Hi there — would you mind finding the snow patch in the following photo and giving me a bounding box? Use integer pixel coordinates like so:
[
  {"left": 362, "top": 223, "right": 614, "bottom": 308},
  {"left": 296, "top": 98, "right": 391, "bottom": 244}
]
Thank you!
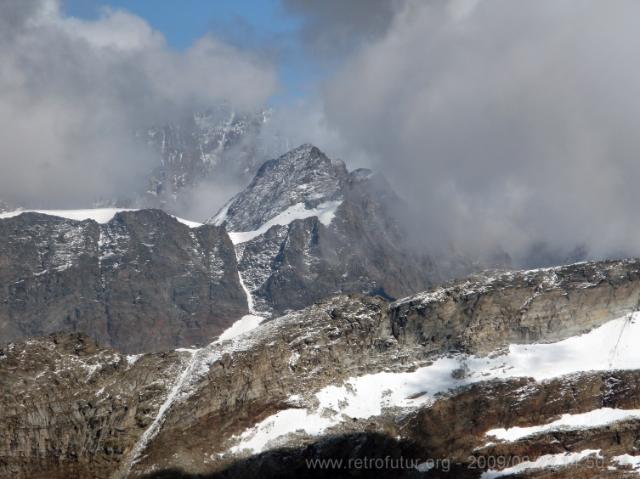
[
  {"left": 486, "top": 408, "right": 640, "bottom": 442},
  {"left": 125, "top": 354, "right": 142, "bottom": 366},
  {"left": 209, "top": 200, "right": 232, "bottom": 226},
  {"left": 218, "top": 315, "right": 264, "bottom": 342},
  {"left": 0, "top": 208, "right": 202, "bottom": 228},
  {"left": 612, "top": 454, "right": 640, "bottom": 471},
  {"left": 227, "top": 200, "right": 342, "bottom": 245},
  {"left": 230, "top": 409, "right": 336, "bottom": 454}
]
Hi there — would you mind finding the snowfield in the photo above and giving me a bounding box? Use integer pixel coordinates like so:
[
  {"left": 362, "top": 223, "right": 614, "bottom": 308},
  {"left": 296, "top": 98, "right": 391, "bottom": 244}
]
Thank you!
[
  {"left": 231, "top": 313, "right": 640, "bottom": 454},
  {"left": 227, "top": 200, "right": 342, "bottom": 244}
]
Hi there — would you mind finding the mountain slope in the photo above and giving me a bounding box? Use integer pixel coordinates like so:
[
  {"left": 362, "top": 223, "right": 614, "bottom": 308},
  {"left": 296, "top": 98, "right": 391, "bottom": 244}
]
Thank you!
[
  {"left": 3, "top": 259, "right": 640, "bottom": 478},
  {"left": 210, "top": 144, "right": 445, "bottom": 316},
  {"left": 0, "top": 209, "right": 247, "bottom": 353}
]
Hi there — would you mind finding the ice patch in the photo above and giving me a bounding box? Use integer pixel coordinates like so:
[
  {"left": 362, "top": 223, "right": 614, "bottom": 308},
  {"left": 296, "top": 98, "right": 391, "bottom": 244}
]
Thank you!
[
  {"left": 228, "top": 200, "right": 342, "bottom": 245},
  {"left": 486, "top": 408, "right": 640, "bottom": 442}
]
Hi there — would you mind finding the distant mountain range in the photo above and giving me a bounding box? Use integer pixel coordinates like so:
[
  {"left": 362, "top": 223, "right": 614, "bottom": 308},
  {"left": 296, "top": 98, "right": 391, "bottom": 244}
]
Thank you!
[
  {"left": 137, "top": 106, "right": 285, "bottom": 217},
  {"left": 0, "top": 145, "right": 463, "bottom": 353}
]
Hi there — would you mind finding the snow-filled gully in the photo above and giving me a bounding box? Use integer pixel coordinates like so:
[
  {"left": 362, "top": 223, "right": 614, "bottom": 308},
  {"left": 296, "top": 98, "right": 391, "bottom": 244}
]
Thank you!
[{"left": 119, "top": 235, "right": 265, "bottom": 477}]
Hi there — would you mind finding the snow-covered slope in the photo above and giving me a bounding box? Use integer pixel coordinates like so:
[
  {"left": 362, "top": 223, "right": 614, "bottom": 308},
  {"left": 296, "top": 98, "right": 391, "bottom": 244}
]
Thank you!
[
  {"left": 226, "top": 200, "right": 341, "bottom": 245},
  {"left": 231, "top": 313, "right": 640, "bottom": 454}
]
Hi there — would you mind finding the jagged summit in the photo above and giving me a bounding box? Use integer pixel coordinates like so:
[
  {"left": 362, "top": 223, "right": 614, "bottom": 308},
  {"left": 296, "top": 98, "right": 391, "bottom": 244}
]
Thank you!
[
  {"left": 206, "top": 144, "right": 442, "bottom": 316},
  {"left": 209, "top": 144, "right": 347, "bottom": 231}
]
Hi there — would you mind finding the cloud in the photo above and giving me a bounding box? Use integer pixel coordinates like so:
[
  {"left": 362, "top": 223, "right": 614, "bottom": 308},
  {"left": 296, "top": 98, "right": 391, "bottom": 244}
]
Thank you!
[
  {"left": 0, "top": 0, "right": 277, "bottom": 208},
  {"left": 282, "top": 0, "right": 404, "bottom": 57},
  {"left": 318, "top": 0, "right": 640, "bottom": 264}
]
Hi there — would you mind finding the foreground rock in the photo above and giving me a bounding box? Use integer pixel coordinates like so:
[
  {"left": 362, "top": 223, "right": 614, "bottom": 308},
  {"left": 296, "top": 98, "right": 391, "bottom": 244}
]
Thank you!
[{"left": 3, "top": 259, "right": 640, "bottom": 478}]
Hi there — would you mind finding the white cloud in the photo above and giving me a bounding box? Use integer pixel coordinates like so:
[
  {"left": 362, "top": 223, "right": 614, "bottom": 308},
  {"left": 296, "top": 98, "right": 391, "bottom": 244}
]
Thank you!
[
  {"left": 318, "top": 0, "right": 640, "bottom": 263},
  {"left": 0, "top": 0, "right": 277, "bottom": 208}
]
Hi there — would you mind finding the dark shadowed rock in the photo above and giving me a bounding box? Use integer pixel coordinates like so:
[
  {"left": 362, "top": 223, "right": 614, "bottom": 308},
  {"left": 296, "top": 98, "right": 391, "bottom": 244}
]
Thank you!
[{"left": 0, "top": 209, "right": 247, "bottom": 353}]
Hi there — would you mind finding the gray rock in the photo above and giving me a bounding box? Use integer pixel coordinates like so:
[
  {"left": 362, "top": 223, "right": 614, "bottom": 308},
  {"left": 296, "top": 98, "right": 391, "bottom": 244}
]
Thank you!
[
  {"left": 212, "top": 144, "right": 450, "bottom": 316},
  {"left": 2, "top": 259, "right": 640, "bottom": 478},
  {"left": 0, "top": 209, "right": 247, "bottom": 353}
]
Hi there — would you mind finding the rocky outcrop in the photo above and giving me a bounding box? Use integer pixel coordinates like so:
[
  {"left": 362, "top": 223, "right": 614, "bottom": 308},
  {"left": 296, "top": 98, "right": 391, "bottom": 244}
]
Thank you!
[
  {"left": 0, "top": 333, "right": 190, "bottom": 479},
  {"left": 391, "top": 258, "right": 640, "bottom": 354},
  {"left": 0, "top": 209, "right": 247, "bottom": 353}
]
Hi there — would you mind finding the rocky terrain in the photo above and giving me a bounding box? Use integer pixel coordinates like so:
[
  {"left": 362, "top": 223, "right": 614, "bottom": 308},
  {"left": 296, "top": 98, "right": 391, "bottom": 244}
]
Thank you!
[
  {"left": 0, "top": 144, "right": 470, "bottom": 353},
  {"left": 210, "top": 144, "right": 459, "bottom": 316},
  {"left": 0, "top": 209, "right": 247, "bottom": 353},
  {"left": 3, "top": 259, "right": 640, "bottom": 478}
]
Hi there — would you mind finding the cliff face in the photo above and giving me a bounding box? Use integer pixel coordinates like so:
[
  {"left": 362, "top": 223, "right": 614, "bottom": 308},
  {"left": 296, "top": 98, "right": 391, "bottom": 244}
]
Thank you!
[
  {"left": 3, "top": 259, "right": 640, "bottom": 478},
  {"left": 0, "top": 209, "right": 247, "bottom": 353},
  {"left": 391, "top": 259, "right": 640, "bottom": 354},
  {"left": 0, "top": 333, "right": 189, "bottom": 479}
]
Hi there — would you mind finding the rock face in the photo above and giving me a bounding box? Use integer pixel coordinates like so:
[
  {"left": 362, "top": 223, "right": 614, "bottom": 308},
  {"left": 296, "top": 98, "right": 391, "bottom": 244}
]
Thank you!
[
  {"left": 141, "top": 107, "right": 271, "bottom": 215},
  {"left": 391, "top": 259, "right": 640, "bottom": 354},
  {"left": 0, "top": 333, "right": 189, "bottom": 479},
  {"left": 0, "top": 209, "right": 247, "bottom": 353},
  {"left": 4, "top": 259, "right": 640, "bottom": 478},
  {"left": 210, "top": 144, "right": 445, "bottom": 316}
]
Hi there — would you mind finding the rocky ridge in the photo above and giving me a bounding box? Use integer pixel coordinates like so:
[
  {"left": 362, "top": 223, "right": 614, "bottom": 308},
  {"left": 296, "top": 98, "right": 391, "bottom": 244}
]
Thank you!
[
  {"left": 0, "top": 209, "right": 247, "bottom": 353},
  {"left": 0, "top": 144, "right": 454, "bottom": 353},
  {"left": 3, "top": 259, "right": 640, "bottom": 477}
]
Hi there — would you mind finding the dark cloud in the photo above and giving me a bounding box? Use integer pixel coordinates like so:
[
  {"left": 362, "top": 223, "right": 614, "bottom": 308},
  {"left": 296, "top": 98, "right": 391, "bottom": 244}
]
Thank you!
[
  {"left": 282, "top": 0, "right": 404, "bottom": 56},
  {"left": 0, "top": 0, "right": 277, "bottom": 208},
  {"left": 316, "top": 0, "right": 640, "bottom": 264}
]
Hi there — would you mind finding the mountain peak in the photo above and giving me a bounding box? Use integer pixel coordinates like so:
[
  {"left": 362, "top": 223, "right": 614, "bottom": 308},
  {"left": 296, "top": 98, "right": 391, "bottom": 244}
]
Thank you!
[{"left": 209, "top": 144, "right": 348, "bottom": 231}]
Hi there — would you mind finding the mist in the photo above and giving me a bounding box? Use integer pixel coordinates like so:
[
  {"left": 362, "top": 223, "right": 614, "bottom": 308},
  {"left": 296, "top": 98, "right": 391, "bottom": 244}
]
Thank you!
[
  {"left": 0, "top": 0, "right": 276, "bottom": 208},
  {"left": 305, "top": 0, "right": 640, "bottom": 265},
  {"left": 5, "top": 0, "right": 640, "bottom": 267}
]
